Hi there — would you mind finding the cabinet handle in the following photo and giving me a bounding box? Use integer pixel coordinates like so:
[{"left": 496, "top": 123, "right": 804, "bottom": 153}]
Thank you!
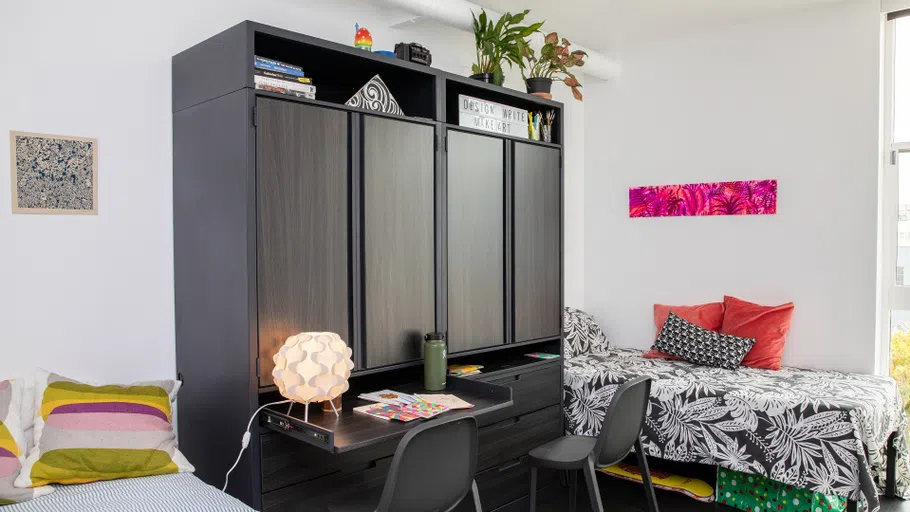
[
  {"left": 513, "top": 374, "right": 522, "bottom": 381},
  {"left": 497, "top": 460, "right": 523, "bottom": 472}
]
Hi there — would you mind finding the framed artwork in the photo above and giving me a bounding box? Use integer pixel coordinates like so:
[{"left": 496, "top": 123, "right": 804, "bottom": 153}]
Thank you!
[
  {"left": 10, "top": 131, "right": 99, "bottom": 215},
  {"left": 629, "top": 179, "right": 777, "bottom": 218}
]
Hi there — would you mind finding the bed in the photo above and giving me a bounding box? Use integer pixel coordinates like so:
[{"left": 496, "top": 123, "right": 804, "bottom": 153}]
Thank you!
[
  {"left": 0, "top": 473, "right": 254, "bottom": 511},
  {"left": 564, "top": 346, "right": 910, "bottom": 512}
]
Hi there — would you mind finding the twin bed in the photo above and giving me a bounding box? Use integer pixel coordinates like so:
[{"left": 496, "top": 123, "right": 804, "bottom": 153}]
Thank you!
[{"left": 564, "top": 335, "right": 910, "bottom": 511}]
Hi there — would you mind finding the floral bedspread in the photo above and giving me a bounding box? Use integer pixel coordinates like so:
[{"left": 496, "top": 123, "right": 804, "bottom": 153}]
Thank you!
[{"left": 564, "top": 348, "right": 910, "bottom": 511}]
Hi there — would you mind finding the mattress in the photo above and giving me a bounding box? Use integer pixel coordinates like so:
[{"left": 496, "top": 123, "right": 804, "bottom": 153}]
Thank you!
[
  {"left": 564, "top": 347, "right": 910, "bottom": 512},
  {"left": 1, "top": 473, "right": 254, "bottom": 511}
]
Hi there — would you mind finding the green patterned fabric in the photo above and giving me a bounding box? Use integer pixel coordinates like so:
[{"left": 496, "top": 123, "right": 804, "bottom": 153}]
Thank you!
[{"left": 716, "top": 468, "right": 847, "bottom": 512}]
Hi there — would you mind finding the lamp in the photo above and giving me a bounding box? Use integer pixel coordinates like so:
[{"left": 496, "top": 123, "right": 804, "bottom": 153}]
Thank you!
[{"left": 272, "top": 332, "right": 354, "bottom": 423}]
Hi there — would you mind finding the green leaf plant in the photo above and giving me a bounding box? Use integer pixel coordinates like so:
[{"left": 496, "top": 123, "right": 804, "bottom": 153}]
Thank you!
[
  {"left": 471, "top": 9, "right": 544, "bottom": 86},
  {"left": 522, "top": 31, "right": 587, "bottom": 101}
]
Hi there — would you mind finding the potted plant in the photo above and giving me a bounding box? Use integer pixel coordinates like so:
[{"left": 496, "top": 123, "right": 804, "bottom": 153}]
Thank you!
[
  {"left": 470, "top": 9, "right": 543, "bottom": 86},
  {"left": 522, "top": 31, "right": 587, "bottom": 101}
]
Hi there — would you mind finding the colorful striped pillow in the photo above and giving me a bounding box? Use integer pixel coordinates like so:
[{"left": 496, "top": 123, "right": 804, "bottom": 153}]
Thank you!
[
  {"left": 14, "top": 371, "right": 194, "bottom": 488},
  {"left": 0, "top": 379, "right": 53, "bottom": 505}
]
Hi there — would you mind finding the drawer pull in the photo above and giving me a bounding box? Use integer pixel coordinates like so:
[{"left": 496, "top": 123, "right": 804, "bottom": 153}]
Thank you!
[
  {"left": 497, "top": 460, "right": 523, "bottom": 472},
  {"left": 513, "top": 374, "right": 522, "bottom": 381}
]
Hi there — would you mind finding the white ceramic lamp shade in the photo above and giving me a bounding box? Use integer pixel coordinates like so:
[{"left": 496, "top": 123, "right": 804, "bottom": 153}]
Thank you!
[{"left": 272, "top": 332, "right": 354, "bottom": 406}]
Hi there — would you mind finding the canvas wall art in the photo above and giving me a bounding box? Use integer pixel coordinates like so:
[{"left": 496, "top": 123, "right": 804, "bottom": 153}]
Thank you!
[
  {"left": 10, "top": 131, "right": 98, "bottom": 214},
  {"left": 629, "top": 179, "right": 777, "bottom": 218}
]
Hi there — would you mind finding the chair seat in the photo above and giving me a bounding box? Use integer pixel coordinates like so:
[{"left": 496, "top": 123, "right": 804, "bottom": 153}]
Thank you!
[{"left": 527, "top": 435, "right": 597, "bottom": 470}]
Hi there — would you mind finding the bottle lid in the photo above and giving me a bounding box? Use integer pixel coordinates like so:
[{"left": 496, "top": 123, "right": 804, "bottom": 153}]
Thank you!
[{"left": 425, "top": 332, "right": 445, "bottom": 341}]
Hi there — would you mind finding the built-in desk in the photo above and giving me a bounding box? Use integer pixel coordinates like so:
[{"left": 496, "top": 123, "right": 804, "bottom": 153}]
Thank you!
[{"left": 259, "top": 376, "right": 513, "bottom": 453}]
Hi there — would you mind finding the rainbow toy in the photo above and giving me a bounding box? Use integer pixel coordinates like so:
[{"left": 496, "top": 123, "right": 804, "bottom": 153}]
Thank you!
[{"left": 354, "top": 24, "right": 372, "bottom": 51}]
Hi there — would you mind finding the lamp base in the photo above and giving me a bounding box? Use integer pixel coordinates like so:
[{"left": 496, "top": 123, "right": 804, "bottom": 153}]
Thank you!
[{"left": 322, "top": 396, "right": 342, "bottom": 413}]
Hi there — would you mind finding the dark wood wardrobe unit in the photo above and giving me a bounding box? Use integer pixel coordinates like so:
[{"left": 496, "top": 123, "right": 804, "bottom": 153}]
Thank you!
[{"left": 173, "top": 21, "right": 565, "bottom": 511}]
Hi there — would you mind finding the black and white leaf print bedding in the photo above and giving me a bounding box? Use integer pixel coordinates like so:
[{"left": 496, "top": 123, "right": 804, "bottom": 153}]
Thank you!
[{"left": 564, "top": 348, "right": 910, "bottom": 511}]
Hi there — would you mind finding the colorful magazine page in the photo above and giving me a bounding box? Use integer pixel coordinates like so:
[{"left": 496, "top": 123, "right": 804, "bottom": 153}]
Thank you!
[
  {"left": 397, "top": 402, "right": 448, "bottom": 419},
  {"left": 525, "top": 352, "right": 560, "bottom": 360},
  {"left": 415, "top": 394, "right": 474, "bottom": 410},
  {"left": 354, "top": 403, "right": 420, "bottom": 422}
]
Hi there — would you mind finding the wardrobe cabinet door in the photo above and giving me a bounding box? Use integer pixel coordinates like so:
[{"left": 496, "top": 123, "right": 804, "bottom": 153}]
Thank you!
[
  {"left": 446, "top": 130, "right": 505, "bottom": 353},
  {"left": 513, "top": 143, "right": 561, "bottom": 343},
  {"left": 256, "top": 99, "right": 350, "bottom": 386},
  {"left": 362, "top": 116, "right": 436, "bottom": 368}
]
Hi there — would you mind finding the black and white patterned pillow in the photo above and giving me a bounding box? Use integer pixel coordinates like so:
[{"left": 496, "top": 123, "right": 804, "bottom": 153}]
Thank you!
[
  {"left": 563, "top": 307, "right": 610, "bottom": 359},
  {"left": 653, "top": 313, "right": 755, "bottom": 370}
]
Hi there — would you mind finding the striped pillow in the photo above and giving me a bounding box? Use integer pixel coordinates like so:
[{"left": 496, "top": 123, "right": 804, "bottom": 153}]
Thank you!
[
  {"left": 0, "top": 379, "right": 53, "bottom": 505},
  {"left": 14, "top": 371, "right": 194, "bottom": 488}
]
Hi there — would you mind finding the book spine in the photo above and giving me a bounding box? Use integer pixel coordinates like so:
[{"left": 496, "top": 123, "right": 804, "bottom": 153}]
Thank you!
[
  {"left": 254, "top": 55, "right": 303, "bottom": 72},
  {"left": 254, "top": 57, "right": 305, "bottom": 77},
  {"left": 254, "top": 75, "right": 317, "bottom": 94},
  {"left": 254, "top": 83, "right": 316, "bottom": 99},
  {"left": 254, "top": 68, "right": 312, "bottom": 84}
]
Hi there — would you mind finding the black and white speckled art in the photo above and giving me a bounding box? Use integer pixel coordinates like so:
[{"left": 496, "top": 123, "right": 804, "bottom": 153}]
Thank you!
[{"left": 13, "top": 132, "right": 96, "bottom": 213}]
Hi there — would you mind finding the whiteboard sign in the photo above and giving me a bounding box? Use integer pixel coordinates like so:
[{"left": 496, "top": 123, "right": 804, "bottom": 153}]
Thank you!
[{"left": 458, "top": 95, "right": 528, "bottom": 139}]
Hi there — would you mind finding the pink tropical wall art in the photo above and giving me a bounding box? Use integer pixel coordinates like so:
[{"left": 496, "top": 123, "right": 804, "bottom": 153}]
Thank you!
[{"left": 629, "top": 179, "right": 777, "bottom": 218}]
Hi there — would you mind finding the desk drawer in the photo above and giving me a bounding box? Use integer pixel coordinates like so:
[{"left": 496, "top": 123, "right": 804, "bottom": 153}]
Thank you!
[
  {"left": 262, "top": 456, "right": 391, "bottom": 512},
  {"left": 475, "top": 364, "right": 561, "bottom": 426},
  {"left": 454, "top": 457, "right": 558, "bottom": 512},
  {"left": 260, "top": 432, "right": 396, "bottom": 493},
  {"left": 478, "top": 405, "right": 562, "bottom": 471}
]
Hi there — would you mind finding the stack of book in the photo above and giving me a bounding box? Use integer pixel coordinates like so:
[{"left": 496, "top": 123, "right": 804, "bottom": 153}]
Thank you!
[
  {"left": 448, "top": 364, "right": 483, "bottom": 377},
  {"left": 253, "top": 56, "right": 316, "bottom": 99}
]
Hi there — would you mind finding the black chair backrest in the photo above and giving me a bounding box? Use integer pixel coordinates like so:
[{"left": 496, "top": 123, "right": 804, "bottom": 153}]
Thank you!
[
  {"left": 592, "top": 376, "right": 652, "bottom": 468},
  {"left": 376, "top": 415, "right": 479, "bottom": 512}
]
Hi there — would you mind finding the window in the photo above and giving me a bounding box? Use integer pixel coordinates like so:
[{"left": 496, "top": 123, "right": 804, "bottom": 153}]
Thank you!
[{"left": 881, "top": 10, "right": 910, "bottom": 419}]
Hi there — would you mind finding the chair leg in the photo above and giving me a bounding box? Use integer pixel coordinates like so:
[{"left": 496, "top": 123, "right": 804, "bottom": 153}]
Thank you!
[
  {"left": 471, "top": 480, "right": 482, "bottom": 512},
  {"left": 528, "top": 466, "right": 537, "bottom": 512},
  {"left": 635, "top": 438, "right": 659, "bottom": 512},
  {"left": 569, "top": 469, "right": 578, "bottom": 512},
  {"left": 583, "top": 457, "right": 605, "bottom": 512}
]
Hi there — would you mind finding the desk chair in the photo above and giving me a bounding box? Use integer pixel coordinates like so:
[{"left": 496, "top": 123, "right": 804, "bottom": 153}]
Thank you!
[
  {"left": 526, "top": 376, "right": 657, "bottom": 512},
  {"left": 328, "top": 415, "right": 482, "bottom": 512}
]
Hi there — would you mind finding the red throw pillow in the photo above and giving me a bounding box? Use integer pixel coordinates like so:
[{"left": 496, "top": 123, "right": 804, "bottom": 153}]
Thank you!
[
  {"left": 720, "top": 295, "right": 794, "bottom": 370},
  {"left": 643, "top": 302, "right": 725, "bottom": 360}
]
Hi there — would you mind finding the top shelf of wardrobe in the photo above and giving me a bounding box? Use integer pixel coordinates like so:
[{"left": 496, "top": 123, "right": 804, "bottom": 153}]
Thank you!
[{"left": 172, "top": 20, "right": 564, "bottom": 145}]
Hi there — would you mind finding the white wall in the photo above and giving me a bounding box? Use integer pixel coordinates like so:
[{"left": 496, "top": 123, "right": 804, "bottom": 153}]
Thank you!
[
  {"left": 584, "top": 0, "right": 882, "bottom": 373},
  {"left": 0, "top": 0, "right": 585, "bottom": 382}
]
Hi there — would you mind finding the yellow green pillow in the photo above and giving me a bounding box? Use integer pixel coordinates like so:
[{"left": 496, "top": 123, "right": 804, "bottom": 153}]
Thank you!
[{"left": 14, "top": 371, "right": 194, "bottom": 488}]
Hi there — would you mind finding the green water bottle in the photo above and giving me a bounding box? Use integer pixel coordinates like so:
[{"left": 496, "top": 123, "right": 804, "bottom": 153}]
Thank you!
[{"left": 424, "top": 332, "right": 447, "bottom": 391}]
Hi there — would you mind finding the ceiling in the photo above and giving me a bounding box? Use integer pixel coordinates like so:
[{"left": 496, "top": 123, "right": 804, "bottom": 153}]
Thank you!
[{"left": 477, "top": 0, "right": 853, "bottom": 53}]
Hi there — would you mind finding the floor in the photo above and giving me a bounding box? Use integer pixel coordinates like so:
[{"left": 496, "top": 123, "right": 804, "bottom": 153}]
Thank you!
[{"left": 532, "top": 459, "right": 910, "bottom": 512}]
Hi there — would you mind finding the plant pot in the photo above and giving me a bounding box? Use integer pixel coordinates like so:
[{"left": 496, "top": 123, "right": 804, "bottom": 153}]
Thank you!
[
  {"left": 526, "top": 77, "right": 553, "bottom": 94},
  {"left": 470, "top": 73, "right": 494, "bottom": 84}
]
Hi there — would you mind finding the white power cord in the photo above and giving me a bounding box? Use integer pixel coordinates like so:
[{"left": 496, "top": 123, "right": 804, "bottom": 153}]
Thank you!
[{"left": 223, "top": 400, "right": 292, "bottom": 492}]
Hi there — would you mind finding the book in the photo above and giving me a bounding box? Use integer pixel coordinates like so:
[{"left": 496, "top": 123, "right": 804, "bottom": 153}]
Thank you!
[
  {"left": 354, "top": 403, "right": 420, "bottom": 422},
  {"left": 396, "top": 402, "right": 448, "bottom": 419},
  {"left": 525, "top": 352, "right": 560, "bottom": 360},
  {"left": 415, "top": 394, "right": 474, "bottom": 410},
  {"left": 448, "top": 364, "right": 483, "bottom": 376},
  {"left": 254, "top": 83, "right": 316, "bottom": 99},
  {"left": 358, "top": 390, "right": 420, "bottom": 407},
  {"left": 254, "top": 75, "right": 316, "bottom": 94},
  {"left": 254, "top": 56, "right": 305, "bottom": 77},
  {"left": 254, "top": 68, "right": 313, "bottom": 84}
]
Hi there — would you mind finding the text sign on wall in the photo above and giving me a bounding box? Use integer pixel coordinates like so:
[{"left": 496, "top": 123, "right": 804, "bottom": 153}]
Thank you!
[{"left": 458, "top": 94, "right": 528, "bottom": 139}]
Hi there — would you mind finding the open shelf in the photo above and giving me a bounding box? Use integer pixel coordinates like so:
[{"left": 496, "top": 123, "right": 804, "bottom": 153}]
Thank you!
[
  {"left": 253, "top": 27, "right": 437, "bottom": 119},
  {"left": 442, "top": 74, "right": 562, "bottom": 145}
]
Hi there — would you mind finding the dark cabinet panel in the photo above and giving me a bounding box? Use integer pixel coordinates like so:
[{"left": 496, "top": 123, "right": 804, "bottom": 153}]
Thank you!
[
  {"left": 513, "top": 143, "right": 561, "bottom": 343},
  {"left": 363, "top": 116, "right": 436, "bottom": 367},
  {"left": 446, "top": 130, "right": 505, "bottom": 353},
  {"left": 256, "top": 98, "right": 350, "bottom": 386}
]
